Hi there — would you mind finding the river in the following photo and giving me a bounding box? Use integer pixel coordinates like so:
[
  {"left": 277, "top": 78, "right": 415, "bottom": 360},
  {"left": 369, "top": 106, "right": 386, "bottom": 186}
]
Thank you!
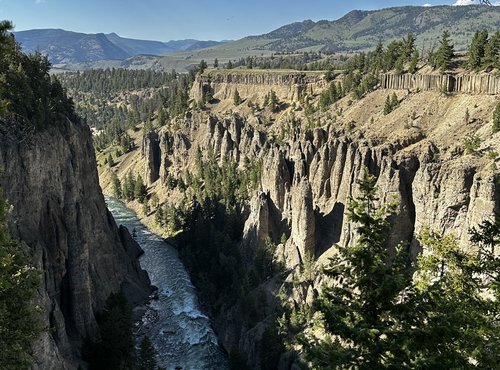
[{"left": 105, "top": 197, "right": 229, "bottom": 370}]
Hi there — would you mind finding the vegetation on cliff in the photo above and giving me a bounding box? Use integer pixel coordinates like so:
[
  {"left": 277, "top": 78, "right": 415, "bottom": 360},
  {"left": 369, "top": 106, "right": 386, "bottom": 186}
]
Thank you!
[
  {"left": 282, "top": 172, "right": 499, "bottom": 369},
  {"left": 0, "top": 193, "right": 40, "bottom": 370},
  {"left": 0, "top": 21, "right": 77, "bottom": 128}
]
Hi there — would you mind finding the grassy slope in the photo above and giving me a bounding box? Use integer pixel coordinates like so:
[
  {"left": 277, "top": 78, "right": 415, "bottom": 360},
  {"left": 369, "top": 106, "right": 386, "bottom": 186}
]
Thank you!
[{"left": 152, "top": 5, "right": 500, "bottom": 72}]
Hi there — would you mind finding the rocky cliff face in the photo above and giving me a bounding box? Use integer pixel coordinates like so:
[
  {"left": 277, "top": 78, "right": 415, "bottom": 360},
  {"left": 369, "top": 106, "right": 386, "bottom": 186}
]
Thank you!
[
  {"left": 192, "top": 70, "right": 326, "bottom": 103},
  {"left": 381, "top": 72, "right": 500, "bottom": 95},
  {"left": 136, "top": 72, "right": 500, "bottom": 369},
  {"left": 0, "top": 118, "right": 151, "bottom": 369}
]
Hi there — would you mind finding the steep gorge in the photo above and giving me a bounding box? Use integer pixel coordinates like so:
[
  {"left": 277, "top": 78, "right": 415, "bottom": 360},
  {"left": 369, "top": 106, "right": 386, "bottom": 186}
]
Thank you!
[
  {"left": 0, "top": 117, "right": 152, "bottom": 369},
  {"left": 102, "top": 70, "right": 500, "bottom": 369}
]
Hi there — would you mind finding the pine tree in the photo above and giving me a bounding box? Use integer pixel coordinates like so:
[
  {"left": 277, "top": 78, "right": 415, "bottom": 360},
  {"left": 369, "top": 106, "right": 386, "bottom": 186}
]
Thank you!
[
  {"left": 263, "top": 93, "right": 269, "bottom": 107},
  {"left": 233, "top": 89, "right": 242, "bottom": 106},
  {"left": 107, "top": 153, "right": 114, "bottom": 168},
  {"left": 383, "top": 94, "right": 392, "bottom": 115},
  {"left": 299, "top": 172, "right": 500, "bottom": 369},
  {"left": 198, "top": 59, "right": 207, "bottom": 73},
  {"left": 468, "top": 29, "right": 488, "bottom": 70},
  {"left": 87, "top": 293, "right": 135, "bottom": 369},
  {"left": 402, "top": 33, "right": 416, "bottom": 61},
  {"left": 391, "top": 92, "right": 399, "bottom": 109},
  {"left": 394, "top": 56, "right": 404, "bottom": 74},
  {"left": 134, "top": 174, "right": 147, "bottom": 203},
  {"left": 111, "top": 172, "right": 122, "bottom": 198},
  {"left": 435, "top": 30, "right": 454, "bottom": 73},
  {"left": 484, "top": 30, "right": 500, "bottom": 68},
  {"left": 301, "top": 170, "right": 411, "bottom": 369},
  {"left": 409, "top": 49, "right": 420, "bottom": 73},
  {"left": 155, "top": 206, "right": 164, "bottom": 226},
  {"left": 493, "top": 102, "right": 500, "bottom": 133}
]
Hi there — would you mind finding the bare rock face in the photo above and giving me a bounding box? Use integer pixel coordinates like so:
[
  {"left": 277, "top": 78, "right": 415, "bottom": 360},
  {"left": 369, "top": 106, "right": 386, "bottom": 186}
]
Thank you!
[
  {"left": 242, "top": 192, "right": 270, "bottom": 262},
  {"left": 0, "top": 119, "right": 151, "bottom": 369},
  {"left": 141, "top": 130, "right": 160, "bottom": 185},
  {"left": 191, "top": 70, "right": 326, "bottom": 103},
  {"left": 291, "top": 177, "right": 316, "bottom": 260},
  {"left": 381, "top": 72, "right": 500, "bottom": 94}
]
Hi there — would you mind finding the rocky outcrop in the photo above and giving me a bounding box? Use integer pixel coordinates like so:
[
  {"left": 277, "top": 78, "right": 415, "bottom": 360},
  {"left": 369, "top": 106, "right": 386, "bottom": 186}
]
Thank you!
[
  {"left": 192, "top": 70, "right": 326, "bottom": 103},
  {"left": 0, "top": 118, "right": 151, "bottom": 369},
  {"left": 381, "top": 72, "right": 500, "bottom": 95},
  {"left": 140, "top": 74, "right": 500, "bottom": 370},
  {"left": 290, "top": 177, "right": 316, "bottom": 259},
  {"left": 146, "top": 111, "right": 499, "bottom": 268},
  {"left": 142, "top": 130, "right": 161, "bottom": 185}
]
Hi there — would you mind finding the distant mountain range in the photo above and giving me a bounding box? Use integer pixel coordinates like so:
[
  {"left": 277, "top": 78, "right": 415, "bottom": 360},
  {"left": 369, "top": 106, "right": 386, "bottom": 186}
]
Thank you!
[
  {"left": 16, "top": 5, "right": 500, "bottom": 71},
  {"left": 13, "top": 29, "right": 230, "bottom": 65},
  {"left": 151, "top": 5, "right": 500, "bottom": 72}
]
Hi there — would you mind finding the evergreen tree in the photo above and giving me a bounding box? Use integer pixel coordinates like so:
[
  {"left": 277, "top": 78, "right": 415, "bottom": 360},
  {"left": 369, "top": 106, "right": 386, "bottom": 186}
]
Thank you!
[
  {"left": 233, "top": 89, "right": 242, "bottom": 106},
  {"left": 391, "top": 92, "right": 399, "bottom": 109},
  {"left": 402, "top": 33, "right": 416, "bottom": 61},
  {"left": 138, "top": 336, "right": 157, "bottom": 370},
  {"left": 150, "top": 193, "right": 159, "bottom": 211},
  {"left": 107, "top": 153, "right": 114, "bottom": 168},
  {"left": 484, "top": 30, "right": 500, "bottom": 68},
  {"left": 301, "top": 170, "right": 411, "bottom": 369},
  {"left": 435, "top": 30, "right": 454, "bottom": 73},
  {"left": 213, "top": 58, "right": 219, "bottom": 68},
  {"left": 263, "top": 93, "right": 270, "bottom": 107},
  {"left": 468, "top": 29, "right": 488, "bottom": 70},
  {"left": 198, "top": 59, "right": 208, "bottom": 73},
  {"left": 299, "top": 172, "right": 499, "bottom": 369},
  {"left": 411, "top": 229, "right": 499, "bottom": 368},
  {"left": 122, "top": 172, "right": 136, "bottom": 201},
  {"left": 394, "top": 56, "right": 404, "bottom": 74},
  {"left": 383, "top": 94, "right": 392, "bottom": 115},
  {"left": 111, "top": 172, "right": 122, "bottom": 198},
  {"left": 493, "top": 102, "right": 500, "bottom": 133},
  {"left": 409, "top": 49, "right": 420, "bottom": 74},
  {"left": 155, "top": 206, "right": 164, "bottom": 226},
  {"left": 134, "top": 174, "right": 147, "bottom": 203}
]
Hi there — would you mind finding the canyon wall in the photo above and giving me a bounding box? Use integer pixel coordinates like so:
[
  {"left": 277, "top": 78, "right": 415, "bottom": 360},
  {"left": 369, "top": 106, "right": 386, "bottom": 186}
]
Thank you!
[
  {"left": 0, "top": 117, "right": 151, "bottom": 369},
  {"left": 191, "top": 70, "right": 327, "bottom": 103},
  {"left": 140, "top": 71, "right": 500, "bottom": 369},
  {"left": 381, "top": 72, "right": 500, "bottom": 94}
]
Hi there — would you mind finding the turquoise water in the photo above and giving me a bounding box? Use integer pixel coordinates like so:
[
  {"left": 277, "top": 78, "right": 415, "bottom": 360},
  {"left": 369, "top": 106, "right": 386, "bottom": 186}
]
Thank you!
[{"left": 106, "top": 197, "right": 229, "bottom": 370}]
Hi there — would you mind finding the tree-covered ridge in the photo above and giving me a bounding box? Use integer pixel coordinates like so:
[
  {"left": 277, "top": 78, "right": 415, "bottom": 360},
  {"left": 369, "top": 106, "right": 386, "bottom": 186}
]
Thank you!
[
  {"left": 58, "top": 68, "right": 195, "bottom": 151},
  {"left": 58, "top": 69, "right": 186, "bottom": 95},
  {"left": 0, "top": 21, "right": 77, "bottom": 129}
]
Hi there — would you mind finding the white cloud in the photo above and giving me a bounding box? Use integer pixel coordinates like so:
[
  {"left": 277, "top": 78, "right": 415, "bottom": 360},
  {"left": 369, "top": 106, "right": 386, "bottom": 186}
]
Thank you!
[
  {"left": 422, "top": 3, "right": 432, "bottom": 6},
  {"left": 453, "top": 0, "right": 475, "bottom": 5}
]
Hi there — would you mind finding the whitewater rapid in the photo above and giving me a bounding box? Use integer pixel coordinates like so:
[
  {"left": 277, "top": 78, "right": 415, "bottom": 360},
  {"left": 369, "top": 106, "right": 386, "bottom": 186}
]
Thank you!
[{"left": 106, "top": 197, "right": 229, "bottom": 370}]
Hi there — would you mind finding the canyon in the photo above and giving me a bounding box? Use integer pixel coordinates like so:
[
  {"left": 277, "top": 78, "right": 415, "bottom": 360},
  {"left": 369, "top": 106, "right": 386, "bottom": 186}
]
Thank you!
[{"left": 101, "top": 69, "right": 500, "bottom": 368}]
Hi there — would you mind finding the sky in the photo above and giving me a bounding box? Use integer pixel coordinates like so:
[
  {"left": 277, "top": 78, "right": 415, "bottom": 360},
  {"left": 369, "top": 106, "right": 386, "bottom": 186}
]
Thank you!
[{"left": 0, "top": 0, "right": 489, "bottom": 41}]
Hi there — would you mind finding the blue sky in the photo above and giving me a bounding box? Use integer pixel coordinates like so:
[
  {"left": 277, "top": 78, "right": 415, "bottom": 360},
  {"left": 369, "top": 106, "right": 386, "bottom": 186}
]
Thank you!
[{"left": 0, "top": 0, "right": 484, "bottom": 41}]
